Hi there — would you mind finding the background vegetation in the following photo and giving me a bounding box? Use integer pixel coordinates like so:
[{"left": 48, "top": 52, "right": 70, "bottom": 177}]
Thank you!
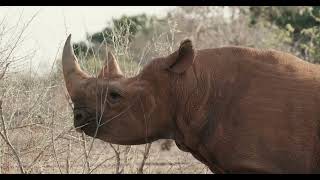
[{"left": 1, "top": 6, "right": 320, "bottom": 174}]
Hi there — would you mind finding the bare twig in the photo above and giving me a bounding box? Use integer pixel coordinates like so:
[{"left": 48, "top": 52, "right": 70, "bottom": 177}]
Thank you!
[
  {"left": 0, "top": 63, "right": 9, "bottom": 80},
  {"left": 109, "top": 143, "right": 121, "bottom": 174},
  {"left": 88, "top": 155, "right": 116, "bottom": 174},
  {"left": 137, "top": 143, "right": 152, "bottom": 174},
  {"left": 0, "top": 101, "right": 25, "bottom": 174},
  {"left": 121, "top": 145, "right": 131, "bottom": 173},
  {"left": 7, "top": 122, "right": 41, "bottom": 131},
  {"left": 26, "top": 126, "right": 74, "bottom": 173},
  {"left": 2, "top": 10, "right": 40, "bottom": 68},
  {"left": 66, "top": 139, "right": 71, "bottom": 174},
  {"left": 50, "top": 112, "right": 63, "bottom": 174},
  {"left": 81, "top": 132, "right": 90, "bottom": 174}
]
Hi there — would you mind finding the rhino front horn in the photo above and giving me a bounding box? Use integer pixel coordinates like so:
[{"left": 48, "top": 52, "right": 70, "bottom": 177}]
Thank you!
[{"left": 62, "top": 34, "right": 89, "bottom": 95}]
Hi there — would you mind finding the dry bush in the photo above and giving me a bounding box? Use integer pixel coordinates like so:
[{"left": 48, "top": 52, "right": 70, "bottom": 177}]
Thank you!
[
  {"left": 0, "top": 8, "right": 210, "bottom": 174},
  {"left": 169, "top": 6, "right": 292, "bottom": 52},
  {"left": 1, "top": 71, "right": 208, "bottom": 174}
]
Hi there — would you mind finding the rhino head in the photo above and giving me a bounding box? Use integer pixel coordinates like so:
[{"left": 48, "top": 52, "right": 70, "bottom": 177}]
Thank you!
[{"left": 62, "top": 34, "right": 195, "bottom": 145}]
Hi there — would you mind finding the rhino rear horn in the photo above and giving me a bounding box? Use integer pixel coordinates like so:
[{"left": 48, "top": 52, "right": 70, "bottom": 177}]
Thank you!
[{"left": 98, "top": 49, "right": 123, "bottom": 79}]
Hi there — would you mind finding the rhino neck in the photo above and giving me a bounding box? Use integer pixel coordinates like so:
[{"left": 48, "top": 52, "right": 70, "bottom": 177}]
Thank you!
[
  {"left": 169, "top": 56, "right": 216, "bottom": 146},
  {"left": 169, "top": 49, "right": 240, "bottom": 149}
]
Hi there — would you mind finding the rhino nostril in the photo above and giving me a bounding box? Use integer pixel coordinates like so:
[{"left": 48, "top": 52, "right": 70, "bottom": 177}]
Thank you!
[
  {"left": 74, "top": 110, "right": 87, "bottom": 123},
  {"left": 73, "top": 109, "right": 94, "bottom": 129},
  {"left": 75, "top": 113, "right": 83, "bottom": 121}
]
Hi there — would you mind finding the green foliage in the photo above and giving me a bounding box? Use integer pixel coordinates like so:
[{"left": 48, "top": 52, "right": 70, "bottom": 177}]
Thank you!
[
  {"left": 89, "top": 14, "right": 149, "bottom": 44},
  {"left": 249, "top": 6, "right": 320, "bottom": 63},
  {"left": 74, "top": 14, "right": 159, "bottom": 49},
  {"left": 72, "top": 41, "right": 94, "bottom": 59}
]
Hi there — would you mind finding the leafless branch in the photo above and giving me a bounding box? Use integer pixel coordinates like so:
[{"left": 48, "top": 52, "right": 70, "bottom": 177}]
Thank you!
[
  {"left": 0, "top": 101, "right": 25, "bottom": 174},
  {"left": 51, "top": 112, "right": 63, "bottom": 174},
  {"left": 66, "top": 139, "right": 71, "bottom": 174},
  {"left": 88, "top": 154, "right": 116, "bottom": 174},
  {"left": 26, "top": 127, "right": 74, "bottom": 173},
  {"left": 81, "top": 132, "right": 90, "bottom": 174},
  {"left": 109, "top": 143, "right": 122, "bottom": 174},
  {"left": 0, "top": 63, "right": 9, "bottom": 80},
  {"left": 137, "top": 143, "right": 152, "bottom": 174}
]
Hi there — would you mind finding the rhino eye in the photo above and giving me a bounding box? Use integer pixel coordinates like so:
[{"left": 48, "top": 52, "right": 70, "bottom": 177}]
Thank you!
[{"left": 108, "top": 90, "right": 122, "bottom": 104}]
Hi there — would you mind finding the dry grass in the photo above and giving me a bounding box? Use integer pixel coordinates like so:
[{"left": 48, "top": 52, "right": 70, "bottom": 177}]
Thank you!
[
  {"left": 0, "top": 74, "right": 209, "bottom": 174},
  {"left": 0, "top": 7, "right": 211, "bottom": 174}
]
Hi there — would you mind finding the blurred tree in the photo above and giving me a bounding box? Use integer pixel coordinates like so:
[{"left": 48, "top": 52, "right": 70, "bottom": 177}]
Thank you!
[
  {"left": 72, "top": 41, "right": 94, "bottom": 59},
  {"left": 71, "top": 13, "right": 168, "bottom": 76},
  {"left": 248, "top": 6, "right": 320, "bottom": 63},
  {"left": 89, "top": 14, "right": 149, "bottom": 44},
  {"left": 73, "top": 14, "right": 158, "bottom": 57}
]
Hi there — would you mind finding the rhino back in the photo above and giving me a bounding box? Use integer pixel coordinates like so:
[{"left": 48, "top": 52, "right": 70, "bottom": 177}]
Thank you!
[{"left": 191, "top": 47, "right": 320, "bottom": 173}]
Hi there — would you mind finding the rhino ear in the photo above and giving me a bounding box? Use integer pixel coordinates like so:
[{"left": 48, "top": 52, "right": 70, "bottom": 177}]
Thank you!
[
  {"left": 98, "top": 51, "right": 123, "bottom": 79},
  {"left": 165, "top": 39, "right": 195, "bottom": 74}
]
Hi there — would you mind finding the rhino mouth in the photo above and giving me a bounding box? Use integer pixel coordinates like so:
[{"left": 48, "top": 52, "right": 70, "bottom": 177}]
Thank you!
[
  {"left": 75, "top": 115, "right": 104, "bottom": 136},
  {"left": 74, "top": 122, "right": 91, "bottom": 132}
]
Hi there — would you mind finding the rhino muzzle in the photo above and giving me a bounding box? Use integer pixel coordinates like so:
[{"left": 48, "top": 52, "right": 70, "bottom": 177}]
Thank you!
[{"left": 73, "top": 109, "right": 92, "bottom": 131}]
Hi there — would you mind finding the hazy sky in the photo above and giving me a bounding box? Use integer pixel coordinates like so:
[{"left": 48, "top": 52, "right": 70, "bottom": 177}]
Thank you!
[{"left": 0, "top": 6, "right": 176, "bottom": 74}]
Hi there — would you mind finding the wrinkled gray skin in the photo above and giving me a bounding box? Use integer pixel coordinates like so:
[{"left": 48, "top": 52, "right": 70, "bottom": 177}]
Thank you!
[{"left": 62, "top": 34, "right": 320, "bottom": 173}]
